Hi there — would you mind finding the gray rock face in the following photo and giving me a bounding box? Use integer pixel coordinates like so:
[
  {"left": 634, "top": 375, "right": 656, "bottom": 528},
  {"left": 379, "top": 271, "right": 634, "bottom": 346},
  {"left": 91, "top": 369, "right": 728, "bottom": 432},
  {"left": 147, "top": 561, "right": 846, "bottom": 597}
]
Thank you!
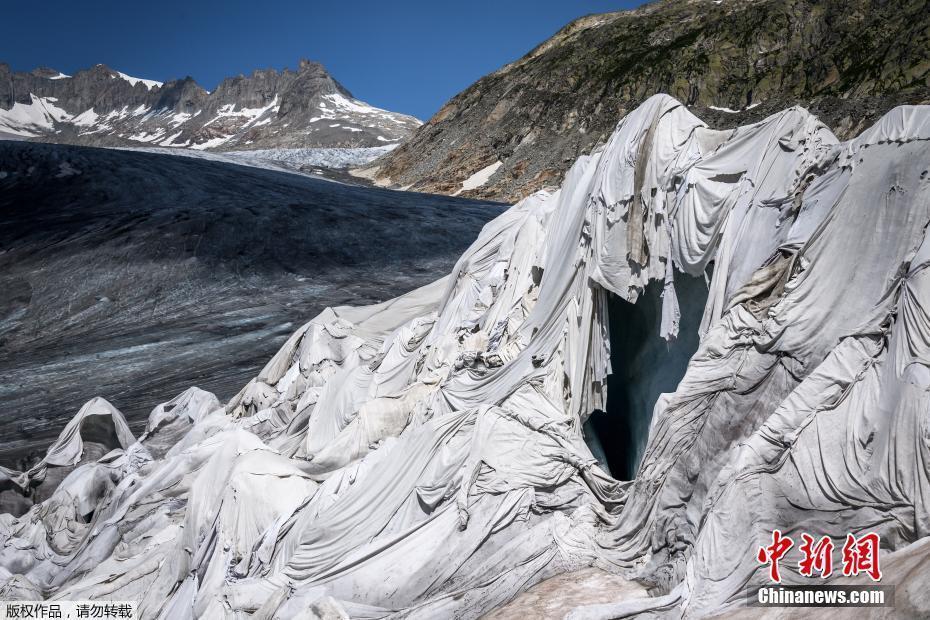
[
  {"left": 0, "top": 60, "right": 420, "bottom": 150},
  {"left": 370, "top": 0, "right": 930, "bottom": 202}
]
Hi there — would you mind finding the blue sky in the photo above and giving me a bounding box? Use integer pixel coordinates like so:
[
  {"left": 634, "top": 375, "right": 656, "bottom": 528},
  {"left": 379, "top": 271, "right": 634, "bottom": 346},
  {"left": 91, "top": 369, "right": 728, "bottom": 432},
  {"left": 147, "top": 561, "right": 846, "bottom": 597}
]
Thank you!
[{"left": 1, "top": 0, "right": 643, "bottom": 120}]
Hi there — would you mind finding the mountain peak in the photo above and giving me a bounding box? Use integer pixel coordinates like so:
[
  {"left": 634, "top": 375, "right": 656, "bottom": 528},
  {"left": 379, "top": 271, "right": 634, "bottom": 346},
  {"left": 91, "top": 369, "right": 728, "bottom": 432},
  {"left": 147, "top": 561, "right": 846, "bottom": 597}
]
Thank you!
[
  {"left": 0, "top": 59, "right": 420, "bottom": 150},
  {"left": 298, "top": 58, "right": 326, "bottom": 73},
  {"left": 30, "top": 67, "right": 63, "bottom": 79}
]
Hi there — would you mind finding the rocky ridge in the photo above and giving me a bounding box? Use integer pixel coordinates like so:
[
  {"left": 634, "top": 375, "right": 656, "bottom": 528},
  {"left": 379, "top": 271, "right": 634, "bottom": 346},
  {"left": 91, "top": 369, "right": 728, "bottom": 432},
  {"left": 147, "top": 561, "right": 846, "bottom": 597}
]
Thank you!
[
  {"left": 367, "top": 0, "right": 930, "bottom": 202},
  {"left": 0, "top": 59, "right": 420, "bottom": 150}
]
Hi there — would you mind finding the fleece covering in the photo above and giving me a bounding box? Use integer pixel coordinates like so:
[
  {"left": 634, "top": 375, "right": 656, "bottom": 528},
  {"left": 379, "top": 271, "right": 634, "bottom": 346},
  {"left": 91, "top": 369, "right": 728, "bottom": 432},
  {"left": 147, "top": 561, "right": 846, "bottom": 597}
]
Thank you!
[{"left": 2, "top": 95, "right": 930, "bottom": 618}]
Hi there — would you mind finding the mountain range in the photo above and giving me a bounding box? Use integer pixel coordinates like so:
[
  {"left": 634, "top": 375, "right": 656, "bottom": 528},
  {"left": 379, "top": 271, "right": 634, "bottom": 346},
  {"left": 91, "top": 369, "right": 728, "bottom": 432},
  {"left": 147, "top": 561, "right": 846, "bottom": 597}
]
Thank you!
[
  {"left": 365, "top": 0, "right": 930, "bottom": 201},
  {"left": 0, "top": 59, "right": 421, "bottom": 151}
]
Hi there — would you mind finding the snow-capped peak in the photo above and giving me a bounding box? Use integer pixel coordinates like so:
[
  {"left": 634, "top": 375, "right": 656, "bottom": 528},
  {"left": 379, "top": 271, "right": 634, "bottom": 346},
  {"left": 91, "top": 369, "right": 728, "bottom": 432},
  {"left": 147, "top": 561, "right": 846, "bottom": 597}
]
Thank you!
[
  {"left": 2, "top": 60, "right": 420, "bottom": 151},
  {"left": 114, "top": 70, "right": 163, "bottom": 90}
]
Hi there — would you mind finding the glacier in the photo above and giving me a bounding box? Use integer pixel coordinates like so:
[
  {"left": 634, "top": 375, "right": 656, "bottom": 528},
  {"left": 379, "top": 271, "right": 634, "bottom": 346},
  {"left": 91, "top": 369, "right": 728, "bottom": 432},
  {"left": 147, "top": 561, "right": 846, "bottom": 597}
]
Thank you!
[{"left": 1, "top": 94, "right": 930, "bottom": 618}]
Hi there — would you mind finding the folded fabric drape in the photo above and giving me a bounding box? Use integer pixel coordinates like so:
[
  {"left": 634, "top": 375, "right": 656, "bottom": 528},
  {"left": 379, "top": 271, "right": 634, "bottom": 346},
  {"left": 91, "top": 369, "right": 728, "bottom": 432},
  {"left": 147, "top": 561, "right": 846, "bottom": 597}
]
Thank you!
[{"left": 3, "top": 95, "right": 929, "bottom": 619}]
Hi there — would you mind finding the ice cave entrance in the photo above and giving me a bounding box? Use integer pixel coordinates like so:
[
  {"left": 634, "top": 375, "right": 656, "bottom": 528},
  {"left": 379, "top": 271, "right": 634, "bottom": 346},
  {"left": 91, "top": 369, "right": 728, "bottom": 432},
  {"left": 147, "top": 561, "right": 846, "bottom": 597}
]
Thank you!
[{"left": 585, "top": 271, "right": 708, "bottom": 480}]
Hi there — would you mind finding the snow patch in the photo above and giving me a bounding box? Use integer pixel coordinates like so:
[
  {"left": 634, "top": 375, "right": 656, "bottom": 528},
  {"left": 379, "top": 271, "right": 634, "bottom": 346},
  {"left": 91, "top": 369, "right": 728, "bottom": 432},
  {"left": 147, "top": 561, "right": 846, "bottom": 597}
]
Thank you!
[
  {"left": 0, "top": 94, "right": 71, "bottom": 136},
  {"left": 168, "top": 112, "right": 193, "bottom": 127},
  {"left": 191, "top": 135, "right": 232, "bottom": 150},
  {"left": 128, "top": 129, "right": 167, "bottom": 143},
  {"left": 161, "top": 131, "right": 184, "bottom": 146},
  {"left": 72, "top": 109, "right": 100, "bottom": 127},
  {"left": 455, "top": 161, "right": 502, "bottom": 195},
  {"left": 102, "top": 106, "right": 132, "bottom": 121},
  {"left": 708, "top": 103, "right": 762, "bottom": 113},
  {"left": 115, "top": 71, "right": 163, "bottom": 90},
  {"left": 311, "top": 93, "right": 421, "bottom": 128},
  {"left": 204, "top": 97, "right": 279, "bottom": 131}
]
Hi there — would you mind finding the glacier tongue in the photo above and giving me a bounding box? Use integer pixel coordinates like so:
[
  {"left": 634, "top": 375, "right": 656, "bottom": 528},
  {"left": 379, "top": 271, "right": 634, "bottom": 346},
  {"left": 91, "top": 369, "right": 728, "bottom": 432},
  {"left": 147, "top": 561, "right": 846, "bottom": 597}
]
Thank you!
[{"left": 3, "top": 94, "right": 930, "bottom": 618}]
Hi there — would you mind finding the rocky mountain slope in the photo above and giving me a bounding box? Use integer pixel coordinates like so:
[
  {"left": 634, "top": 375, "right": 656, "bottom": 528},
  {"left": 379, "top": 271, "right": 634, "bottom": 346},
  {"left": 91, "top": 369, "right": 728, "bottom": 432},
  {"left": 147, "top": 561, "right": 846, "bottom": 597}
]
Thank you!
[
  {"left": 0, "top": 59, "right": 420, "bottom": 150},
  {"left": 367, "top": 0, "right": 930, "bottom": 202}
]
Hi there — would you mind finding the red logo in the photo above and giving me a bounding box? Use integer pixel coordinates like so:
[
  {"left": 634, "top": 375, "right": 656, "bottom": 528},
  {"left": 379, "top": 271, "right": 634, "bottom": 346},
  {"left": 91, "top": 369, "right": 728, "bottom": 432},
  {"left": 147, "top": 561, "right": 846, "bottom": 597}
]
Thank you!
[
  {"left": 757, "top": 531, "right": 882, "bottom": 583},
  {"left": 757, "top": 529, "right": 793, "bottom": 583},
  {"left": 841, "top": 533, "right": 882, "bottom": 581},
  {"left": 798, "top": 534, "right": 834, "bottom": 578}
]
